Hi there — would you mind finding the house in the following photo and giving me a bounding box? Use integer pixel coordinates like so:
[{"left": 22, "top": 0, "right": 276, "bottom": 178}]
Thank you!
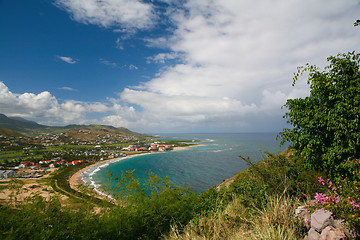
[
  {"left": 72, "top": 160, "right": 83, "bottom": 165},
  {"left": 19, "top": 162, "right": 29, "bottom": 168},
  {"left": 149, "top": 146, "right": 157, "bottom": 151},
  {"left": 39, "top": 160, "right": 51, "bottom": 164},
  {"left": 50, "top": 161, "right": 64, "bottom": 168},
  {"left": 65, "top": 160, "right": 84, "bottom": 166},
  {"left": 30, "top": 164, "right": 41, "bottom": 169}
]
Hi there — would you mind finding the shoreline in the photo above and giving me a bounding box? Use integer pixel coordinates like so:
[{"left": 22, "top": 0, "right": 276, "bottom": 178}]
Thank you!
[{"left": 68, "top": 146, "right": 195, "bottom": 200}]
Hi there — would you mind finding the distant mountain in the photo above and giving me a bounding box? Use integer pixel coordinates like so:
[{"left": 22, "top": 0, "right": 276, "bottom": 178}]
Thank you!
[
  {"left": 0, "top": 113, "right": 146, "bottom": 137},
  {"left": 0, "top": 113, "right": 46, "bottom": 132}
]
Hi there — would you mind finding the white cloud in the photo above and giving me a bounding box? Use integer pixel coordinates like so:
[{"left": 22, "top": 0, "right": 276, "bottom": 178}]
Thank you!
[
  {"left": 146, "top": 52, "right": 182, "bottom": 64},
  {"left": 0, "top": 81, "right": 110, "bottom": 125},
  {"left": 57, "top": 56, "right": 78, "bottom": 64},
  {"left": 115, "top": 38, "right": 124, "bottom": 50},
  {"left": 129, "top": 64, "right": 138, "bottom": 70},
  {"left": 54, "top": 0, "right": 156, "bottom": 30},
  {"left": 99, "top": 58, "right": 117, "bottom": 68},
  {"left": 5, "top": 1, "right": 360, "bottom": 133},
  {"left": 112, "top": 0, "right": 360, "bottom": 132},
  {"left": 114, "top": 28, "right": 137, "bottom": 50},
  {"left": 58, "top": 86, "right": 77, "bottom": 91},
  {"left": 143, "top": 37, "right": 172, "bottom": 49}
]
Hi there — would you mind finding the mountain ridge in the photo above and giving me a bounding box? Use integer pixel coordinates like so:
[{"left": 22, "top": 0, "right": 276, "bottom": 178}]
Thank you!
[{"left": 0, "top": 113, "right": 145, "bottom": 137}]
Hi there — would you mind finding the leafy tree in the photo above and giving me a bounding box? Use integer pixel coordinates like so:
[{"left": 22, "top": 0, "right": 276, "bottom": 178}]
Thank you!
[{"left": 279, "top": 52, "right": 360, "bottom": 179}]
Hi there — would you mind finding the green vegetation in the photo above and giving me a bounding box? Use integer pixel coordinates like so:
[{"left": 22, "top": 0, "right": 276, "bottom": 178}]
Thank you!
[
  {"left": 278, "top": 52, "right": 360, "bottom": 231},
  {"left": 1, "top": 52, "right": 359, "bottom": 239},
  {"left": 49, "top": 163, "right": 114, "bottom": 207},
  {"left": 279, "top": 52, "right": 360, "bottom": 179},
  {"left": 1, "top": 172, "right": 197, "bottom": 240},
  {"left": 166, "top": 196, "right": 304, "bottom": 240},
  {"left": 0, "top": 113, "right": 147, "bottom": 138},
  {"left": 0, "top": 128, "right": 24, "bottom": 137}
]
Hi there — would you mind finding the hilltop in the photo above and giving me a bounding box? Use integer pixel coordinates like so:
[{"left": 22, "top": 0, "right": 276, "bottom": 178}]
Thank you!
[
  {"left": 0, "top": 113, "right": 45, "bottom": 132},
  {"left": 0, "top": 113, "right": 147, "bottom": 138}
]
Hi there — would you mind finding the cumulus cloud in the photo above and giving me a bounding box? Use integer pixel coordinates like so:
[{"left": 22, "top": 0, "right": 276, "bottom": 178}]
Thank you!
[
  {"left": 57, "top": 56, "right": 78, "bottom": 64},
  {"left": 0, "top": 81, "right": 110, "bottom": 125},
  {"left": 54, "top": 0, "right": 156, "bottom": 30},
  {"left": 114, "top": 0, "right": 360, "bottom": 132}
]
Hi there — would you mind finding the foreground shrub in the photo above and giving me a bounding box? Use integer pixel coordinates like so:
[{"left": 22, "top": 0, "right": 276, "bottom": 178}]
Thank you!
[
  {"left": 229, "top": 153, "right": 320, "bottom": 205},
  {"left": 0, "top": 195, "right": 99, "bottom": 240},
  {"left": 1, "top": 171, "right": 198, "bottom": 240},
  {"left": 280, "top": 52, "right": 360, "bottom": 179},
  {"left": 310, "top": 176, "right": 360, "bottom": 229},
  {"left": 101, "top": 170, "right": 198, "bottom": 239}
]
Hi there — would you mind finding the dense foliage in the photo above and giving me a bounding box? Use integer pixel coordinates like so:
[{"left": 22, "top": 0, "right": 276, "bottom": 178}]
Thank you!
[
  {"left": 279, "top": 52, "right": 360, "bottom": 179},
  {"left": 1, "top": 172, "right": 198, "bottom": 240}
]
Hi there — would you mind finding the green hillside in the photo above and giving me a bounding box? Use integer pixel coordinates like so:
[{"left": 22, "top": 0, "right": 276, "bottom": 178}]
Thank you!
[
  {"left": 0, "top": 113, "right": 147, "bottom": 138},
  {"left": 0, "top": 113, "right": 46, "bottom": 132},
  {"left": 0, "top": 128, "right": 24, "bottom": 137}
]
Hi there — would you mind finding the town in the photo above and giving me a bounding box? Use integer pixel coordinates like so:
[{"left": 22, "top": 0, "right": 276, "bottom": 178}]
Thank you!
[{"left": 0, "top": 129, "right": 183, "bottom": 180}]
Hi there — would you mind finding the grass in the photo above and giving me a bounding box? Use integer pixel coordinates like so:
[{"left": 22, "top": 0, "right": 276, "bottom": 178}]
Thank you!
[
  {"left": 165, "top": 195, "right": 305, "bottom": 240},
  {"left": 163, "top": 153, "right": 320, "bottom": 240}
]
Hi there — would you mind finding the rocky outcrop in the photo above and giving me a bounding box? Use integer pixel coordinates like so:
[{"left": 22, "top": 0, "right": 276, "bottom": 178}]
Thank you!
[
  {"left": 320, "top": 226, "right": 346, "bottom": 240},
  {"left": 311, "top": 209, "right": 334, "bottom": 233},
  {"left": 296, "top": 208, "right": 359, "bottom": 240}
]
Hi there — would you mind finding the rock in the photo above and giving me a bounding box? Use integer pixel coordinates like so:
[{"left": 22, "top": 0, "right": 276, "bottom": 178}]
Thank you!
[
  {"left": 295, "top": 205, "right": 311, "bottom": 227},
  {"left": 334, "top": 219, "right": 360, "bottom": 239},
  {"left": 295, "top": 206, "right": 308, "bottom": 217},
  {"left": 320, "top": 226, "right": 346, "bottom": 240},
  {"left": 308, "top": 228, "right": 321, "bottom": 240},
  {"left": 311, "top": 209, "right": 334, "bottom": 232}
]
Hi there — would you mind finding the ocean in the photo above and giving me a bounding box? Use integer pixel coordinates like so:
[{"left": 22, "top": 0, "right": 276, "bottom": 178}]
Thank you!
[{"left": 81, "top": 133, "right": 288, "bottom": 196}]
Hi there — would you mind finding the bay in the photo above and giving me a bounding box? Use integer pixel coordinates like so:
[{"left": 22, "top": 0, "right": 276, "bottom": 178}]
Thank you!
[{"left": 82, "top": 133, "right": 288, "bottom": 195}]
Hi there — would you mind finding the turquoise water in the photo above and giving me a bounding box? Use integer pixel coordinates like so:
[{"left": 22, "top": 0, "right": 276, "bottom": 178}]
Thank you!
[{"left": 82, "top": 133, "right": 288, "bottom": 196}]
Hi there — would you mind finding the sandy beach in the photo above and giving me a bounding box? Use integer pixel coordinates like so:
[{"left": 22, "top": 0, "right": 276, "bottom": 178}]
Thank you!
[
  {"left": 68, "top": 146, "right": 190, "bottom": 196},
  {"left": 68, "top": 158, "right": 118, "bottom": 192}
]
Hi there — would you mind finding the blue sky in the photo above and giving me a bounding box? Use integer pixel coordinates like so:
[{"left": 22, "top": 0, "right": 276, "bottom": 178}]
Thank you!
[{"left": 0, "top": 0, "right": 359, "bottom": 133}]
